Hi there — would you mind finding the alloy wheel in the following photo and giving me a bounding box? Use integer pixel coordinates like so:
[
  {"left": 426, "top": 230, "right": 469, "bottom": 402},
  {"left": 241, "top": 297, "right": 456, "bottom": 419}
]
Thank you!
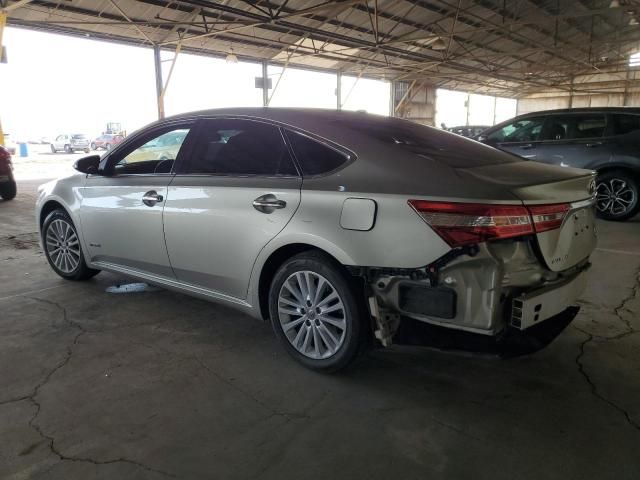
[
  {"left": 45, "top": 219, "right": 81, "bottom": 273},
  {"left": 596, "top": 178, "right": 636, "bottom": 216},
  {"left": 277, "top": 271, "right": 347, "bottom": 359}
]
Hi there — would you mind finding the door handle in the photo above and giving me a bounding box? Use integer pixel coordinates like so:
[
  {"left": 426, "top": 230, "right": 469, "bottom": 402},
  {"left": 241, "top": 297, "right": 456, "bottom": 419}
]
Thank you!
[
  {"left": 520, "top": 144, "right": 535, "bottom": 150},
  {"left": 142, "top": 190, "right": 164, "bottom": 207},
  {"left": 253, "top": 194, "right": 286, "bottom": 213}
]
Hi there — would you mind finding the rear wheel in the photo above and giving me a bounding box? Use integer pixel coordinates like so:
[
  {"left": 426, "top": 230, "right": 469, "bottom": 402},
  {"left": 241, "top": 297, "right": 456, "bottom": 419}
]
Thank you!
[
  {"left": 268, "top": 251, "right": 365, "bottom": 372},
  {"left": 595, "top": 170, "right": 640, "bottom": 221},
  {"left": 83, "top": 148, "right": 90, "bottom": 153},
  {"left": 90, "top": 142, "right": 96, "bottom": 150},
  {"left": 42, "top": 209, "right": 100, "bottom": 281},
  {"left": 0, "top": 180, "right": 16, "bottom": 200},
  {"left": 64, "top": 144, "right": 72, "bottom": 154},
  {"left": 50, "top": 144, "right": 56, "bottom": 153}
]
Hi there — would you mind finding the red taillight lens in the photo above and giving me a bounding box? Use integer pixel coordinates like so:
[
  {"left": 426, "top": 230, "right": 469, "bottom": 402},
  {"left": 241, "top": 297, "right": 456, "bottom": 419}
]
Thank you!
[
  {"left": 408, "top": 200, "right": 570, "bottom": 247},
  {"left": 528, "top": 203, "right": 570, "bottom": 233},
  {"left": 408, "top": 200, "right": 534, "bottom": 247}
]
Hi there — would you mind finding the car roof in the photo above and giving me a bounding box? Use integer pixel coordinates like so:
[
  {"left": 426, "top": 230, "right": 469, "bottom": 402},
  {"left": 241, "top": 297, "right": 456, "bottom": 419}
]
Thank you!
[{"left": 517, "top": 107, "right": 640, "bottom": 117}]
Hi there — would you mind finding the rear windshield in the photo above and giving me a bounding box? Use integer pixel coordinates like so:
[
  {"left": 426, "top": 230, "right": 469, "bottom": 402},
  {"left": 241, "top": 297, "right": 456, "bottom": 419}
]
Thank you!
[{"left": 335, "top": 117, "right": 520, "bottom": 168}]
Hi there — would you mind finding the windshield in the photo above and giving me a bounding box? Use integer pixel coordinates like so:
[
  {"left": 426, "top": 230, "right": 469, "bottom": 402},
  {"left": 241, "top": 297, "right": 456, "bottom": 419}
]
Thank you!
[{"left": 72, "top": 134, "right": 87, "bottom": 139}]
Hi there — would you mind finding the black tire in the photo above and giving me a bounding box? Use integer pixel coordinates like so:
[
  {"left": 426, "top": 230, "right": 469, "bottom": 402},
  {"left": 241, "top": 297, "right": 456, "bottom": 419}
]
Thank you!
[
  {"left": 42, "top": 209, "right": 100, "bottom": 281},
  {"left": 50, "top": 144, "right": 56, "bottom": 153},
  {"left": 83, "top": 148, "right": 90, "bottom": 153},
  {"left": 268, "top": 251, "right": 366, "bottom": 372},
  {"left": 64, "top": 144, "right": 72, "bottom": 154},
  {"left": 0, "top": 180, "right": 17, "bottom": 200},
  {"left": 595, "top": 170, "right": 640, "bottom": 221},
  {"left": 90, "top": 143, "right": 96, "bottom": 150}
]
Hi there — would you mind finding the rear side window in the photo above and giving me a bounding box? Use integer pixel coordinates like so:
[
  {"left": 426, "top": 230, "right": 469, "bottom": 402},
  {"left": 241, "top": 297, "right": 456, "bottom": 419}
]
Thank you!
[
  {"left": 541, "top": 114, "right": 605, "bottom": 141},
  {"left": 184, "top": 119, "right": 298, "bottom": 176},
  {"left": 286, "top": 131, "right": 349, "bottom": 176},
  {"left": 612, "top": 114, "right": 640, "bottom": 135}
]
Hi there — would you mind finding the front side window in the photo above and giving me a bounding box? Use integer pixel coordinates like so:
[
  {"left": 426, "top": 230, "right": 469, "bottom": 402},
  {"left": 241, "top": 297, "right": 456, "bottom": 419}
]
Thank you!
[
  {"left": 112, "top": 126, "right": 191, "bottom": 175},
  {"left": 183, "top": 119, "right": 297, "bottom": 176},
  {"left": 487, "top": 117, "right": 545, "bottom": 143},
  {"left": 285, "top": 131, "right": 349, "bottom": 176}
]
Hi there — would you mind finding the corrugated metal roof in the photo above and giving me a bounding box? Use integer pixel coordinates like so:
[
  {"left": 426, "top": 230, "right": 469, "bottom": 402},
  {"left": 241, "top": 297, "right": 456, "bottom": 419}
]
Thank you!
[{"left": 5, "top": 0, "right": 640, "bottom": 97}]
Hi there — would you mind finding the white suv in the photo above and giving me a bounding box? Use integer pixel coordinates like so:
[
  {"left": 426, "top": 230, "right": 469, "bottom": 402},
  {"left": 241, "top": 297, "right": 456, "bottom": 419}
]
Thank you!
[{"left": 50, "top": 134, "right": 90, "bottom": 154}]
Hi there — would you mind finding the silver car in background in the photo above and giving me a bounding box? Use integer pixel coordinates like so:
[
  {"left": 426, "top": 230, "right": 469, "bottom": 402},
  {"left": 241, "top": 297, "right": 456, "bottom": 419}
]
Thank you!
[{"left": 36, "top": 109, "right": 597, "bottom": 371}]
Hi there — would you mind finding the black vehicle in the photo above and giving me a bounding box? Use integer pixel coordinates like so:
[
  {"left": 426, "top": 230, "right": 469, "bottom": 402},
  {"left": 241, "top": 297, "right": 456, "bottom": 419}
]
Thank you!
[{"left": 476, "top": 107, "right": 640, "bottom": 221}]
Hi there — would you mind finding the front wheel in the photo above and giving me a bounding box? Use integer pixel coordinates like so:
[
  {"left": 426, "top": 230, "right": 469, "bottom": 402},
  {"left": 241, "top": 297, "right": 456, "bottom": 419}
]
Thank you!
[
  {"left": 595, "top": 171, "right": 640, "bottom": 221},
  {"left": 64, "top": 144, "right": 72, "bottom": 154},
  {"left": 90, "top": 142, "right": 96, "bottom": 150},
  {"left": 83, "top": 148, "right": 90, "bottom": 153},
  {"left": 50, "top": 144, "right": 56, "bottom": 153},
  {"left": 42, "top": 209, "right": 100, "bottom": 281},
  {"left": 106, "top": 143, "right": 113, "bottom": 152},
  {"left": 0, "top": 180, "right": 16, "bottom": 200},
  {"left": 268, "top": 251, "right": 365, "bottom": 372}
]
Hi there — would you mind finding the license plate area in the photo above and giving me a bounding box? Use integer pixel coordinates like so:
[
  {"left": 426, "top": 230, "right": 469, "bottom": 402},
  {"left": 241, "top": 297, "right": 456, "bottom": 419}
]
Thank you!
[{"left": 511, "top": 269, "right": 588, "bottom": 330}]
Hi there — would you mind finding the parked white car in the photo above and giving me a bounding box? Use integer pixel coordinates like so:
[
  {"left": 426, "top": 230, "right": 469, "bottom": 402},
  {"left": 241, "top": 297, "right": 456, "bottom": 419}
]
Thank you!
[{"left": 50, "top": 134, "right": 90, "bottom": 154}]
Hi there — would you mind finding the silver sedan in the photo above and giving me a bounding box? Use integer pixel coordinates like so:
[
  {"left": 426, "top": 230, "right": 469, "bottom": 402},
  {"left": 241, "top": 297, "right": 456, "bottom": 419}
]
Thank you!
[{"left": 36, "top": 108, "right": 597, "bottom": 371}]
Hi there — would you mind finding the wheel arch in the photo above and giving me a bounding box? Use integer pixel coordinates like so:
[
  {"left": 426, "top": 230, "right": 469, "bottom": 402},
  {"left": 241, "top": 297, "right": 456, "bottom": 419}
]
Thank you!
[
  {"left": 39, "top": 199, "right": 69, "bottom": 229},
  {"left": 256, "top": 243, "right": 349, "bottom": 322},
  {"left": 595, "top": 163, "right": 640, "bottom": 179}
]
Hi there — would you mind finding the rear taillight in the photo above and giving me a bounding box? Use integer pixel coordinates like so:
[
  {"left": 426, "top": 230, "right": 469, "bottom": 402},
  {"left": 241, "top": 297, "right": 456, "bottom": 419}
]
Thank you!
[
  {"left": 408, "top": 200, "right": 570, "bottom": 247},
  {"left": 408, "top": 200, "right": 533, "bottom": 247},
  {"left": 528, "top": 203, "right": 570, "bottom": 233}
]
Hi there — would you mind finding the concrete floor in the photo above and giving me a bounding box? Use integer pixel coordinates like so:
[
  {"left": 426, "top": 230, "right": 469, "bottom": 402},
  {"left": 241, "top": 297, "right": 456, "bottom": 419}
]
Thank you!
[{"left": 1, "top": 179, "right": 639, "bottom": 480}]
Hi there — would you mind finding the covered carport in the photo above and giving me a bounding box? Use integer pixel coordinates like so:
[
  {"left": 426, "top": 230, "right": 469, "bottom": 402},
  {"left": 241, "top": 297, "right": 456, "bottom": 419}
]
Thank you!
[{"left": 1, "top": 1, "right": 639, "bottom": 479}]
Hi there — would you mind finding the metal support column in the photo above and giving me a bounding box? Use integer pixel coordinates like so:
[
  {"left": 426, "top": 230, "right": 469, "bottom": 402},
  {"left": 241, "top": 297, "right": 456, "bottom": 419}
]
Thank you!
[
  {"left": 262, "top": 60, "right": 269, "bottom": 107},
  {"left": 153, "top": 45, "right": 164, "bottom": 119},
  {"left": 336, "top": 71, "right": 342, "bottom": 110},
  {"left": 389, "top": 81, "right": 396, "bottom": 117}
]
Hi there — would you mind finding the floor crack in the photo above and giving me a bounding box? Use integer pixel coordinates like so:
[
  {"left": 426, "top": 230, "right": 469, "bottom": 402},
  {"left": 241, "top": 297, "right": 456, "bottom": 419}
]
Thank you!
[
  {"left": 15, "top": 295, "right": 176, "bottom": 478},
  {"left": 575, "top": 330, "right": 640, "bottom": 433}
]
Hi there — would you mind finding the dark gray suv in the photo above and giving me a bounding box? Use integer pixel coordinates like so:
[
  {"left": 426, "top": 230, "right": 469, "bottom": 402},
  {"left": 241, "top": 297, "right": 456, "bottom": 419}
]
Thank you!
[{"left": 477, "top": 107, "right": 640, "bottom": 221}]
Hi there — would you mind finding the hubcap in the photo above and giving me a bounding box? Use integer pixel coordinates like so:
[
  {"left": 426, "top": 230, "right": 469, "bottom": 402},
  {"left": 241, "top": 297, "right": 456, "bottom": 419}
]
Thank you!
[
  {"left": 596, "top": 178, "right": 636, "bottom": 216},
  {"left": 277, "top": 271, "right": 347, "bottom": 360},
  {"left": 45, "top": 219, "right": 81, "bottom": 273}
]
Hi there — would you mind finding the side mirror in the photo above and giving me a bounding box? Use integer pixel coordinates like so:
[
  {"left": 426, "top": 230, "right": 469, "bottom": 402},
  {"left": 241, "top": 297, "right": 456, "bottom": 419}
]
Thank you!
[
  {"left": 74, "top": 155, "right": 100, "bottom": 174},
  {"left": 476, "top": 135, "right": 487, "bottom": 142}
]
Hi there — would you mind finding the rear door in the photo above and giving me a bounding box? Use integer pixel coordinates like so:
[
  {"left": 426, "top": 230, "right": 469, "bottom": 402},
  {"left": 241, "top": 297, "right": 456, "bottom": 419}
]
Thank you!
[
  {"left": 534, "top": 113, "right": 609, "bottom": 169},
  {"left": 163, "top": 118, "right": 301, "bottom": 299},
  {"left": 483, "top": 116, "right": 546, "bottom": 160}
]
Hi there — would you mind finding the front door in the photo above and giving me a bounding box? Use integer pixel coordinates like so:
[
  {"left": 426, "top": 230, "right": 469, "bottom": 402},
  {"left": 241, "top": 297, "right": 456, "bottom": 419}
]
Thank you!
[
  {"left": 79, "top": 122, "right": 194, "bottom": 277},
  {"left": 163, "top": 118, "right": 302, "bottom": 299}
]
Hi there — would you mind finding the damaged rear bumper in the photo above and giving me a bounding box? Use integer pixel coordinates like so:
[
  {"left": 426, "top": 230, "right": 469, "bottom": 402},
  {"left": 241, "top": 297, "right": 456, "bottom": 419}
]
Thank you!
[{"left": 393, "top": 305, "right": 580, "bottom": 357}]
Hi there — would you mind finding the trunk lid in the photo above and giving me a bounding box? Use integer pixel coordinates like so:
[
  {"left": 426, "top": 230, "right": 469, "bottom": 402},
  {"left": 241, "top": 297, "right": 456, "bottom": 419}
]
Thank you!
[{"left": 458, "top": 161, "right": 597, "bottom": 272}]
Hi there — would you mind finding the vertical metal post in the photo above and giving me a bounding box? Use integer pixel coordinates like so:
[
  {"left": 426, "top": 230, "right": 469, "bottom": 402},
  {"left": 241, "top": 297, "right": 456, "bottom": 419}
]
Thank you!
[
  {"left": 262, "top": 60, "right": 269, "bottom": 107},
  {"left": 336, "top": 71, "right": 342, "bottom": 110},
  {"left": 153, "top": 45, "right": 165, "bottom": 119},
  {"left": 569, "top": 75, "right": 575, "bottom": 108},
  {"left": 492, "top": 96, "right": 497, "bottom": 125},
  {"left": 389, "top": 80, "right": 396, "bottom": 117},
  {"left": 465, "top": 92, "right": 471, "bottom": 126}
]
